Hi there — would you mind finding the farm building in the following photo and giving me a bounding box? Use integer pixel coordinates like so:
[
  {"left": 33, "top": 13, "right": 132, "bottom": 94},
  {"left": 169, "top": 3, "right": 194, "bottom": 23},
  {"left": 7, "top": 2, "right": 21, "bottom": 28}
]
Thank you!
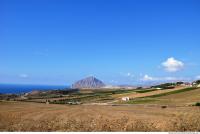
[{"left": 122, "top": 97, "right": 130, "bottom": 101}]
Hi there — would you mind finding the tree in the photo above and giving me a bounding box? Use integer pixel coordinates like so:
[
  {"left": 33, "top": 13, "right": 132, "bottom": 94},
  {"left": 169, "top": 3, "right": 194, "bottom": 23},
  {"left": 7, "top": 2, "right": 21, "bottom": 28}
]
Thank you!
[
  {"left": 196, "top": 80, "right": 200, "bottom": 84},
  {"left": 176, "top": 82, "right": 184, "bottom": 85}
]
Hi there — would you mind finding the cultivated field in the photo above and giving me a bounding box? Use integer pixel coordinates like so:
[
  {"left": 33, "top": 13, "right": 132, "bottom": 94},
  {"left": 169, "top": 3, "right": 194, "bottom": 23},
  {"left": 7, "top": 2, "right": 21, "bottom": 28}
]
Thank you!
[
  {"left": 120, "top": 87, "right": 200, "bottom": 106},
  {"left": 0, "top": 87, "right": 200, "bottom": 132},
  {"left": 0, "top": 101, "right": 200, "bottom": 131},
  {"left": 114, "top": 86, "right": 189, "bottom": 99}
]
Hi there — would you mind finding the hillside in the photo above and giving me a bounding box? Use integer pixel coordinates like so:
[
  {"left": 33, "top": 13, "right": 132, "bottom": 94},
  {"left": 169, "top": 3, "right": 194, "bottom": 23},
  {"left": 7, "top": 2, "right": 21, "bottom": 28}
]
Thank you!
[
  {"left": 120, "top": 87, "right": 200, "bottom": 106},
  {"left": 72, "top": 76, "right": 105, "bottom": 89}
]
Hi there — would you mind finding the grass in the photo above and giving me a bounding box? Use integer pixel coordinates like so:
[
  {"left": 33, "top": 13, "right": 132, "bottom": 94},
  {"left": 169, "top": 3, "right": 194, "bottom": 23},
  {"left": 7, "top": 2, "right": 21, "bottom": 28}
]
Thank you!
[
  {"left": 142, "top": 87, "right": 198, "bottom": 98},
  {"left": 51, "top": 92, "right": 115, "bottom": 104},
  {"left": 135, "top": 89, "right": 158, "bottom": 93},
  {"left": 121, "top": 98, "right": 158, "bottom": 104},
  {"left": 19, "top": 89, "right": 136, "bottom": 104},
  {"left": 91, "top": 89, "right": 135, "bottom": 95},
  {"left": 1, "top": 101, "right": 200, "bottom": 131},
  {"left": 64, "top": 89, "right": 135, "bottom": 97},
  {"left": 119, "top": 87, "right": 200, "bottom": 105}
]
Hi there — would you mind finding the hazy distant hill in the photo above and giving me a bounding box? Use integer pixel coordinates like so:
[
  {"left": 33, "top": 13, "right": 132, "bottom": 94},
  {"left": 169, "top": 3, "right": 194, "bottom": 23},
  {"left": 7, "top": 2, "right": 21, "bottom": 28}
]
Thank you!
[{"left": 72, "top": 76, "right": 105, "bottom": 89}]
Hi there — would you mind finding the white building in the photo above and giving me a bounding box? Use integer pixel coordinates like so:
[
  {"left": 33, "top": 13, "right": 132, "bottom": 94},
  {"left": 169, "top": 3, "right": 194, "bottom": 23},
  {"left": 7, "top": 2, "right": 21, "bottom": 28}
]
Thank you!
[
  {"left": 122, "top": 97, "right": 130, "bottom": 101},
  {"left": 155, "top": 88, "right": 162, "bottom": 90}
]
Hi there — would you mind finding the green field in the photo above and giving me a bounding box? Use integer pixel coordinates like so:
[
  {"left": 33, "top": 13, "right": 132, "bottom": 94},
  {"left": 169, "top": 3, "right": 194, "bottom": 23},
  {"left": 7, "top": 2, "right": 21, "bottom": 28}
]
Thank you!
[
  {"left": 143, "top": 87, "right": 197, "bottom": 98},
  {"left": 135, "top": 89, "right": 158, "bottom": 93},
  {"left": 122, "top": 87, "right": 200, "bottom": 106}
]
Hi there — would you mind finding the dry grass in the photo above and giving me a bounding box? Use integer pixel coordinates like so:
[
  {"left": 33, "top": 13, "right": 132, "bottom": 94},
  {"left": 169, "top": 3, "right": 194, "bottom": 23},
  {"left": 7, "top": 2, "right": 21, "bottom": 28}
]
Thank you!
[
  {"left": 157, "top": 88, "right": 200, "bottom": 105},
  {"left": 126, "top": 88, "right": 200, "bottom": 106},
  {"left": 168, "top": 110, "right": 200, "bottom": 131},
  {"left": 118, "top": 88, "right": 200, "bottom": 107},
  {"left": 116, "top": 86, "right": 190, "bottom": 99},
  {"left": 0, "top": 101, "right": 200, "bottom": 131}
]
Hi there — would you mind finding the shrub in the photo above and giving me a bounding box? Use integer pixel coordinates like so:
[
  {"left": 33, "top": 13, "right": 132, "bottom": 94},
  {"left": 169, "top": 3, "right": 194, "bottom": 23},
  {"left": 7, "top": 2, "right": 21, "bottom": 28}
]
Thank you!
[
  {"left": 195, "top": 102, "right": 200, "bottom": 106},
  {"left": 161, "top": 105, "right": 167, "bottom": 109}
]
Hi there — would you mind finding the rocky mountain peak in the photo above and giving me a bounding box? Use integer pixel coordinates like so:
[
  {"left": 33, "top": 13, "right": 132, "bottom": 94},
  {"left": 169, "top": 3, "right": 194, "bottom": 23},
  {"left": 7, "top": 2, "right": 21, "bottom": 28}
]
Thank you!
[{"left": 72, "top": 76, "right": 105, "bottom": 89}]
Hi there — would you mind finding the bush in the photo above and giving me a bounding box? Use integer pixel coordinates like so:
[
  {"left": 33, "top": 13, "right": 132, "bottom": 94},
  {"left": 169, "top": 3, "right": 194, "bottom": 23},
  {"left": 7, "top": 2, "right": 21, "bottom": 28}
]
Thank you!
[
  {"left": 195, "top": 102, "right": 200, "bottom": 106},
  {"left": 151, "top": 83, "right": 176, "bottom": 89},
  {"left": 161, "top": 106, "right": 167, "bottom": 109},
  {"left": 176, "top": 82, "right": 184, "bottom": 85},
  {"left": 196, "top": 80, "right": 200, "bottom": 84}
]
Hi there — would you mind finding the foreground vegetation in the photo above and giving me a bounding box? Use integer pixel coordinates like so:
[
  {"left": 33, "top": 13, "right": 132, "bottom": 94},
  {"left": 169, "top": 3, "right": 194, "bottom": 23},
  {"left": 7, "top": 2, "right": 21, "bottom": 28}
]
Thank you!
[{"left": 0, "top": 101, "right": 200, "bottom": 131}]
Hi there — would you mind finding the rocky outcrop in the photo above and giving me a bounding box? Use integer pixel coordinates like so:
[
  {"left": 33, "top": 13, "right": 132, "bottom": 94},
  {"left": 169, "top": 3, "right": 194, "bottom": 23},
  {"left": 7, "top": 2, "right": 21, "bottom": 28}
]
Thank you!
[{"left": 72, "top": 76, "right": 105, "bottom": 89}]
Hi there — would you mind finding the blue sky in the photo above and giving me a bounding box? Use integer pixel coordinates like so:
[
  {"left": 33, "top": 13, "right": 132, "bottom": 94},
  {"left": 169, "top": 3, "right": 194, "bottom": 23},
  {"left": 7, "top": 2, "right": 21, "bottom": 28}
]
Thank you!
[{"left": 1, "top": 0, "right": 200, "bottom": 85}]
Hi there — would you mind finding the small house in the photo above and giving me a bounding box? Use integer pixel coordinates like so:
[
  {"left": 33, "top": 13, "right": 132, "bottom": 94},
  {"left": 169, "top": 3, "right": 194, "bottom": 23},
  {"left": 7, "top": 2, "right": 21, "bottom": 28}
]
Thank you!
[
  {"left": 122, "top": 97, "right": 130, "bottom": 101},
  {"left": 155, "top": 88, "right": 162, "bottom": 90}
]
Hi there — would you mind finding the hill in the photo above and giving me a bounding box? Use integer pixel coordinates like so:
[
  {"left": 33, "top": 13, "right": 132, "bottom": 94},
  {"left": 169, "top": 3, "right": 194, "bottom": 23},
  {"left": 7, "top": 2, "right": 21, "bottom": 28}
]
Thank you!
[{"left": 72, "top": 76, "right": 105, "bottom": 89}]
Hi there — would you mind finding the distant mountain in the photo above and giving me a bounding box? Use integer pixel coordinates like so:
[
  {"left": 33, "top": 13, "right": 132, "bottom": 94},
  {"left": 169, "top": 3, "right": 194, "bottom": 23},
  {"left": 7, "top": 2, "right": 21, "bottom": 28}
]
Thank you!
[{"left": 72, "top": 76, "right": 105, "bottom": 89}]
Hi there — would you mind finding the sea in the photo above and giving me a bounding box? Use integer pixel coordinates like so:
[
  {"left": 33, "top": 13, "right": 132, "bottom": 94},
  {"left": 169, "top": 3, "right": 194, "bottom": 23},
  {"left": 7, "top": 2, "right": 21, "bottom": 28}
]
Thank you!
[{"left": 0, "top": 84, "right": 69, "bottom": 94}]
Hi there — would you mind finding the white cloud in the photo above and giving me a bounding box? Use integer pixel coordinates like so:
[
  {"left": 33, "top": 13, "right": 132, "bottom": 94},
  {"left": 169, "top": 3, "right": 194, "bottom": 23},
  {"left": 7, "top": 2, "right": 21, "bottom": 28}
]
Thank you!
[
  {"left": 196, "top": 75, "right": 200, "bottom": 80},
  {"left": 141, "top": 75, "right": 155, "bottom": 81},
  {"left": 162, "top": 57, "right": 184, "bottom": 72},
  {"left": 110, "top": 80, "right": 118, "bottom": 84},
  {"left": 141, "top": 74, "right": 189, "bottom": 82},
  {"left": 19, "top": 74, "right": 29, "bottom": 78},
  {"left": 164, "top": 77, "right": 177, "bottom": 81},
  {"left": 127, "top": 72, "right": 134, "bottom": 78},
  {"left": 120, "top": 72, "right": 134, "bottom": 78}
]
